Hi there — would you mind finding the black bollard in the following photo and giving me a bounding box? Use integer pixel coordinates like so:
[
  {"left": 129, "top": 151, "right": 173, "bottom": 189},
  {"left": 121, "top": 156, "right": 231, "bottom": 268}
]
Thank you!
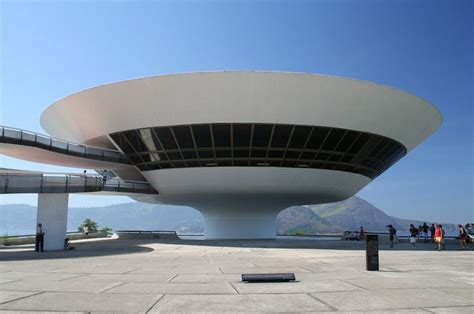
[{"left": 366, "top": 234, "right": 379, "bottom": 271}]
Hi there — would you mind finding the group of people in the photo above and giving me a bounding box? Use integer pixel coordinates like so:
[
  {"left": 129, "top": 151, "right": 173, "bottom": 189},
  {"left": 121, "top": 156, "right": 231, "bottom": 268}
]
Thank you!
[
  {"left": 408, "top": 223, "right": 432, "bottom": 246},
  {"left": 409, "top": 222, "right": 474, "bottom": 251},
  {"left": 344, "top": 226, "right": 365, "bottom": 241}
]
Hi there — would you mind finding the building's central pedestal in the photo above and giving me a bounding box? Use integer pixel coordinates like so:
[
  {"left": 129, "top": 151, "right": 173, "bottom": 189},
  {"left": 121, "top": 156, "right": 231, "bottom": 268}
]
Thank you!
[
  {"left": 196, "top": 203, "right": 283, "bottom": 240},
  {"left": 143, "top": 167, "right": 370, "bottom": 240}
]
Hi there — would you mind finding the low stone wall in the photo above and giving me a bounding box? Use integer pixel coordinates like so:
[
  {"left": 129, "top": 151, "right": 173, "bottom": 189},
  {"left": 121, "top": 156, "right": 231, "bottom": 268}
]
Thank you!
[
  {"left": 115, "top": 231, "right": 180, "bottom": 240},
  {"left": 0, "top": 232, "right": 108, "bottom": 246}
]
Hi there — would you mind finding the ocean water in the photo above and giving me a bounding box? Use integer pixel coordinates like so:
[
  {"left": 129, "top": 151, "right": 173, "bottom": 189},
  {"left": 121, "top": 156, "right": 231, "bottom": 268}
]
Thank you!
[
  {"left": 0, "top": 228, "right": 79, "bottom": 236},
  {"left": 0, "top": 229, "right": 35, "bottom": 236}
]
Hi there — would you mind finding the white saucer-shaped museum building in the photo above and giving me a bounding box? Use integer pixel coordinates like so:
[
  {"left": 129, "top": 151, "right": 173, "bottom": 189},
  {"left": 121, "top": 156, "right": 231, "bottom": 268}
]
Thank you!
[{"left": 40, "top": 72, "right": 441, "bottom": 239}]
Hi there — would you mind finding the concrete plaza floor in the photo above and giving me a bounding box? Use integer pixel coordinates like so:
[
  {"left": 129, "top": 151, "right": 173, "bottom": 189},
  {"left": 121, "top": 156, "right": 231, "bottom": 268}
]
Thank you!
[{"left": 0, "top": 237, "right": 473, "bottom": 313}]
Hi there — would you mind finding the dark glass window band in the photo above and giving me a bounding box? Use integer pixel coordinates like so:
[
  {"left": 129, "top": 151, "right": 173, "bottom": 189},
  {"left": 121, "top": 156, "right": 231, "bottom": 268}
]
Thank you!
[{"left": 109, "top": 123, "right": 407, "bottom": 179}]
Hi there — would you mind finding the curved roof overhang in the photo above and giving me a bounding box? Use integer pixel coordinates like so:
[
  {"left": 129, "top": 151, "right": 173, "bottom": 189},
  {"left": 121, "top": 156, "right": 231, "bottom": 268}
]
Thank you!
[{"left": 40, "top": 71, "right": 441, "bottom": 153}]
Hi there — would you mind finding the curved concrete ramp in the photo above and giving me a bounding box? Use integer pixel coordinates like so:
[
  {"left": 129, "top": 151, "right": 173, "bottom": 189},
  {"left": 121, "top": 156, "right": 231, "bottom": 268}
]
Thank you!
[
  {"left": 0, "top": 169, "right": 157, "bottom": 195},
  {"left": 0, "top": 126, "right": 145, "bottom": 181}
]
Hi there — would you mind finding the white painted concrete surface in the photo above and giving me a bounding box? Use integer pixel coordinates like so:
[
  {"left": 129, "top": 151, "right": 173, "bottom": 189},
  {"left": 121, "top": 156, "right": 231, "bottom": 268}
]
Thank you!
[
  {"left": 37, "top": 193, "right": 69, "bottom": 251},
  {"left": 41, "top": 71, "right": 441, "bottom": 151},
  {"left": 142, "top": 167, "right": 370, "bottom": 206},
  {"left": 143, "top": 167, "right": 370, "bottom": 239},
  {"left": 34, "top": 72, "right": 442, "bottom": 239},
  {"left": 199, "top": 204, "right": 282, "bottom": 239}
]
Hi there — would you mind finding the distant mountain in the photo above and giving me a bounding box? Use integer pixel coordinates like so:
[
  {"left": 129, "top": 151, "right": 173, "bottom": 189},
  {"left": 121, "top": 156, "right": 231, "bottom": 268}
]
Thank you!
[
  {"left": 305, "top": 196, "right": 456, "bottom": 234},
  {"left": 309, "top": 196, "right": 408, "bottom": 231},
  {"left": 0, "top": 196, "right": 455, "bottom": 235},
  {"left": 0, "top": 204, "right": 37, "bottom": 232},
  {"left": 276, "top": 206, "right": 341, "bottom": 234}
]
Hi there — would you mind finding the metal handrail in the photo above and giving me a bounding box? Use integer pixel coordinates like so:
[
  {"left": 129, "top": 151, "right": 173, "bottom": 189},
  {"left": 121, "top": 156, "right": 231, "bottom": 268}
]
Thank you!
[
  {"left": 0, "top": 173, "right": 157, "bottom": 195},
  {"left": 342, "top": 230, "right": 461, "bottom": 239},
  {"left": 115, "top": 230, "right": 177, "bottom": 234},
  {"left": 0, "top": 126, "right": 131, "bottom": 164}
]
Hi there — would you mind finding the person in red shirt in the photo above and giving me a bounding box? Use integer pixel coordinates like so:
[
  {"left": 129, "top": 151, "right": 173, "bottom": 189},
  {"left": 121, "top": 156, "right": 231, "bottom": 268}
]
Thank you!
[{"left": 434, "top": 224, "right": 443, "bottom": 251}]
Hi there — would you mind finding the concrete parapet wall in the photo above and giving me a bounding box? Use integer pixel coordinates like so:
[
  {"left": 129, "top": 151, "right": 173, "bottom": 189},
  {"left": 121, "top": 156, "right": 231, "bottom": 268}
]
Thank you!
[
  {"left": 115, "top": 231, "right": 179, "bottom": 240},
  {"left": 342, "top": 234, "right": 459, "bottom": 244},
  {"left": 0, "top": 232, "right": 108, "bottom": 246}
]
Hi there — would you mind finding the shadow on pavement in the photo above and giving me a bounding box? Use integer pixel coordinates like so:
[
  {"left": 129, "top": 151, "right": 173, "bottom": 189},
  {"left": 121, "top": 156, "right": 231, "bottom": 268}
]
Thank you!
[{"left": 0, "top": 239, "right": 154, "bottom": 261}]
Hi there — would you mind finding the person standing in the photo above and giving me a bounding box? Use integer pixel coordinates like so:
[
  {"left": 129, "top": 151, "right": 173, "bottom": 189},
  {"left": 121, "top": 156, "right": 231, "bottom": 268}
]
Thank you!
[
  {"left": 422, "top": 222, "right": 429, "bottom": 243},
  {"left": 387, "top": 225, "right": 397, "bottom": 247},
  {"left": 466, "top": 224, "right": 473, "bottom": 244},
  {"left": 409, "top": 224, "right": 418, "bottom": 247},
  {"left": 83, "top": 226, "right": 89, "bottom": 238},
  {"left": 434, "top": 224, "right": 442, "bottom": 251},
  {"left": 440, "top": 225, "right": 446, "bottom": 250},
  {"left": 458, "top": 224, "right": 469, "bottom": 249},
  {"left": 35, "top": 223, "right": 44, "bottom": 252},
  {"left": 430, "top": 224, "right": 436, "bottom": 243},
  {"left": 359, "top": 226, "right": 365, "bottom": 241}
]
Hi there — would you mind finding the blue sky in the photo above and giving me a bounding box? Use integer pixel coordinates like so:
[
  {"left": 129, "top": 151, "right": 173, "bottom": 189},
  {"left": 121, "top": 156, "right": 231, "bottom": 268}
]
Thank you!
[{"left": 0, "top": 0, "right": 472, "bottom": 223}]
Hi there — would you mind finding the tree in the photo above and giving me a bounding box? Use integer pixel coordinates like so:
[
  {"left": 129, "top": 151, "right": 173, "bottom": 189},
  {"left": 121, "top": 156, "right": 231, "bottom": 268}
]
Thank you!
[
  {"left": 78, "top": 218, "right": 98, "bottom": 233},
  {"left": 101, "top": 227, "right": 113, "bottom": 236}
]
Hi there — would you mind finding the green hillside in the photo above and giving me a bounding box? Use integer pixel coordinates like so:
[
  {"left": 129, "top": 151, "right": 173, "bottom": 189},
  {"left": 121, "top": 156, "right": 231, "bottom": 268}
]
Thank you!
[{"left": 307, "top": 196, "right": 456, "bottom": 233}]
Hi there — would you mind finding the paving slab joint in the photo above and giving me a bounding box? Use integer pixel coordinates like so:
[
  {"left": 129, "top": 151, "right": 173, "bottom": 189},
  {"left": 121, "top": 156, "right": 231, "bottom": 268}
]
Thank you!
[
  {"left": 123, "top": 268, "right": 142, "bottom": 274},
  {"left": 423, "top": 305, "right": 474, "bottom": 312},
  {"left": 299, "top": 266, "right": 315, "bottom": 273},
  {"left": 0, "top": 291, "right": 44, "bottom": 306},
  {"left": 229, "top": 282, "right": 240, "bottom": 294},
  {"left": 166, "top": 274, "right": 179, "bottom": 282},
  {"left": 95, "top": 282, "right": 125, "bottom": 293},
  {"left": 145, "top": 294, "right": 165, "bottom": 313},
  {"left": 306, "top": 293, "right": 338, "bottom": 311},
  {"left": 59, "top": 273, "right": 88, "bottom": 281},
  {"left": 339, "top": 279, "right": 369, "bottom": 290}
]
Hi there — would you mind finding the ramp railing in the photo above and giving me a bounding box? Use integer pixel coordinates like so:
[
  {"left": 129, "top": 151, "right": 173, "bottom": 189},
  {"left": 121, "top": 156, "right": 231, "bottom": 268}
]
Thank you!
[
  {"left": 0, "top": 126, "right": 130, "bottom": 165},
  {"left": 0, "top": 172, "right": 157, "bottom": 194}
]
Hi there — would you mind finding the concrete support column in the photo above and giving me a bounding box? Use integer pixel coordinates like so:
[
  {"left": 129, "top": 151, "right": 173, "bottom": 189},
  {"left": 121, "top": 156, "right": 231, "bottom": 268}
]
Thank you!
[
  {"left": 196, "top": 202, "right": 283, "bottom": 240},
  {"left": 37, "top": 193, "right": 69, "bottom": 251}
]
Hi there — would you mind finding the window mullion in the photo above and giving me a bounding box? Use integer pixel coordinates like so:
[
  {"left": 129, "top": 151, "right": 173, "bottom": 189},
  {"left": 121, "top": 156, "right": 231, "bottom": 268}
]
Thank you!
[
  {"left": 264, "top": 124, "right": 276, "bottom": 165},
  {"left": 248, "top": 124, "right": 254, "bottom": 166},
  {"left": 296, "top": 126, "right": 315, "bottom": 161},
  {"left": 169, "top": 127, "right": 187, "bottom": 167},
  {"left": 188, "top": 125, "right": 201, "bottom": 167},
  {"left": 280, "top": 125, "right": 296, "bottom": 167},
  {"left": 151, "top": 128, "right": 171, "bottom": 167}
]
